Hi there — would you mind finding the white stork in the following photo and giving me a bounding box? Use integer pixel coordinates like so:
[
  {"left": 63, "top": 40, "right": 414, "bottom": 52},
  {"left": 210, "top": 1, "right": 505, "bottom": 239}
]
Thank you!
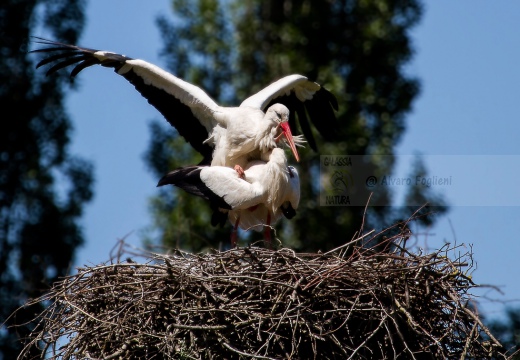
[
  {"left": 157, "top": 148, "right": 300, "bottom": 247},
  {"left": 31, "top": 38, "right": 339, "bottom": 168}
]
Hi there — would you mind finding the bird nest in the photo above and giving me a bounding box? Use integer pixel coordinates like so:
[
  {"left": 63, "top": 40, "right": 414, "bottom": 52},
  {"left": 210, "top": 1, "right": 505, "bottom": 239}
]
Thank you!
[{"left": 17, "top": 228, "right": 508, "bottom": 359}]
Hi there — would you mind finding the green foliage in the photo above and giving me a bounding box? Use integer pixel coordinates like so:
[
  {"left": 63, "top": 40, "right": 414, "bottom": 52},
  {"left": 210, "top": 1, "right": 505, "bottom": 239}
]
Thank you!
[
  {"left": 0, "top": 1, "right": 92, "bottom": 357},
  {"left": 399, "top": 155, "right": 449, "bottom": 226},
  {"left": 145, "top": 0, "right": 448, "bottom": 252}
]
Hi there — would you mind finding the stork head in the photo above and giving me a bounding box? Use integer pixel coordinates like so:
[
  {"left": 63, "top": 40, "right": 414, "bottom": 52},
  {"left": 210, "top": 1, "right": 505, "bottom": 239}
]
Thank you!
[{"left": 266, "top": 104, "right": 300, "bottom": 162}]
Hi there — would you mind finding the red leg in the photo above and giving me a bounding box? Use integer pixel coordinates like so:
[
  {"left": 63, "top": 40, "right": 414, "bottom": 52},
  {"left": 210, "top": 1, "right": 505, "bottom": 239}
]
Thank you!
[
  {"left": 264, "top": 212, "right": 272, "bottom": 249},
  {"left": 231, "top": 215, "right": 240, "bottom": 248},
  {"left": 234, "top": 165, "right": 245, "bottom": 179}
]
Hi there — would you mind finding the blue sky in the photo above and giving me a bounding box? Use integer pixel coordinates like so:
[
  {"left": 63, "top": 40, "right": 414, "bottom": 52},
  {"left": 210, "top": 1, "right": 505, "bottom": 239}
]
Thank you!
[{"left": 48, "top": 1, "right": 520, "bottom": 322}]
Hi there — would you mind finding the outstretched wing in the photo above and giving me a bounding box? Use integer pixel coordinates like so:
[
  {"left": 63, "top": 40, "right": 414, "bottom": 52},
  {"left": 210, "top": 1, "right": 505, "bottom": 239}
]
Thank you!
[
  {"left": 31, "top": 37, "right": 221, "bottom": 162},
  {"left": 240, "top": 74, "right": 339, "bottom": 151}
]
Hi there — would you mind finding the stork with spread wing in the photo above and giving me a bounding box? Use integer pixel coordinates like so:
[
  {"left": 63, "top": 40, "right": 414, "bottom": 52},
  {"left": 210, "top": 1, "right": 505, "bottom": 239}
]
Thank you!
[{"left": 31, "top": 38, "right": 338, "bottom": 170}]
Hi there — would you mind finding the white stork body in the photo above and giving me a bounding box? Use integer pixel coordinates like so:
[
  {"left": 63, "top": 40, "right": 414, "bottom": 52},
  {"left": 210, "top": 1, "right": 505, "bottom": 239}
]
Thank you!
[
  {"left": 157, "top": 148, "right": 300, "bottom": 246},
  {"left": 204, "top": 105, "right": 292, "bottom": 168},
  {"left": 31, "top": 38, "right": 338, "bottom": 166}
]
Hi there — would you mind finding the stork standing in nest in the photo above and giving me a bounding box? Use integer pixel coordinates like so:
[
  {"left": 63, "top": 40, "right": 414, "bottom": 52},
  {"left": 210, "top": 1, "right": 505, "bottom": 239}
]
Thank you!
[{"left": 157, "top": 148, "right": 300, "bottom": 247}]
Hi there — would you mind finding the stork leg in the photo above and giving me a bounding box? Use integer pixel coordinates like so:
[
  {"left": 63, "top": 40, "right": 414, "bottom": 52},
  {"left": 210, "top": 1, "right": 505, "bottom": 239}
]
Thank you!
[
  {"left": 264, "top": 212, "right": 272, "bottom": 249},
  {"left": 234, "top": 165, "right": 245, "bottom": 179},
  {"left": 231, "top": 215, "right": 240, "bottom": 248}
]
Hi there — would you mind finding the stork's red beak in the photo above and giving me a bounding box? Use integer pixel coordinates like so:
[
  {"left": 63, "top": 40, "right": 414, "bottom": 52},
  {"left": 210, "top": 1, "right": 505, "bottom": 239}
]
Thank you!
[{"left": 280, "top": 122, "right": 300, "bottom": 162}]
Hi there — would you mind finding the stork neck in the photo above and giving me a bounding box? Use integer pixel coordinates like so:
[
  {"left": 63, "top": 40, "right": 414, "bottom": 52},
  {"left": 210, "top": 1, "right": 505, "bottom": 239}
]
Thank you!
[
  {"left": 265, "top": 149, "right": 290, "bottom": 213},
  {"left": 256, "top": 118, "right": 278, "bottom": 152}
]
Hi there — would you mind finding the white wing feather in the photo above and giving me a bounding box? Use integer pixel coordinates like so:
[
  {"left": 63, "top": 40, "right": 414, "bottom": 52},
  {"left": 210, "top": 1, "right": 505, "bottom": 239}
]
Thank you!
[
  {"left": 115, "top": 59, "right": 222, "bottom": 132},
  {"left": 240, "top": 74, "right": 320, "bottom": 110},
  {"left": 199, "top": 167, "right": 265, "bottom": 209}
]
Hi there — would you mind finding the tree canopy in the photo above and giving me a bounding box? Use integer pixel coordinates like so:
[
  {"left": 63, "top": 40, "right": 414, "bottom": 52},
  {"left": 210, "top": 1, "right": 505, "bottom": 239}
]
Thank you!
[{"left": 0, "top": 1, "right": 92, "bottom": 357}]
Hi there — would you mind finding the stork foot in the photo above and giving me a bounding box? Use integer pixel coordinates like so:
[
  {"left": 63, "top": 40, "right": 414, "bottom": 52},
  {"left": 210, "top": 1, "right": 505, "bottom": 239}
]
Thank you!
[{"left": 234, "top": 165, "right": 245, "bottom": 179}]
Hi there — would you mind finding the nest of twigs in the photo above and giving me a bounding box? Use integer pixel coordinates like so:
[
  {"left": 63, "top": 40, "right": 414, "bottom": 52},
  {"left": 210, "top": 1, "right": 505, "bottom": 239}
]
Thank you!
[{"left": 18, "top": 228, "right": 509, "bottom": 359}]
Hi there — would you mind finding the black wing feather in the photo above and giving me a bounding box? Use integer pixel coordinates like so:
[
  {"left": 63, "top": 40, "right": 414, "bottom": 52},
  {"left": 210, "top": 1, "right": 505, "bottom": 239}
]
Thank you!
[
  {"left": 44, "top": 55, "right": 95, "bottom": 76},
  {"left": 210, "top": 206, "right": 228, "bottom": 227},
  {"left": 35, "top": 51, "right": 85, "bottom": 68},
  {"left": 283, "top": 94, "right": 318, "bottom": 151},
  {"left": 304, "top": 88, "right": 339, "bottom": 142},
  {"left": 118, "top": 69, "right": 213, "bottom": 161},
  {"left": 292, "top": 96, "right": 318, "bottom": 151},
  {"left": 70, "top": 58, "right": 102, "bottom": 77}
]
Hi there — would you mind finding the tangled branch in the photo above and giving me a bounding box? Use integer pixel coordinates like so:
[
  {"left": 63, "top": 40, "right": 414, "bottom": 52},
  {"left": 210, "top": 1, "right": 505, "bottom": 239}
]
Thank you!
[{"left": 16, "top": 228, "right": 508, "bottom": 359}]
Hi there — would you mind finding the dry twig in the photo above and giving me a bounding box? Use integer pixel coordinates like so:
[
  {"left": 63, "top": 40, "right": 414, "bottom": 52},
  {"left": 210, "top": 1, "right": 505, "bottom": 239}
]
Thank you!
[{"left": 15, "top": 227, "right": 509, "bottom": 359}]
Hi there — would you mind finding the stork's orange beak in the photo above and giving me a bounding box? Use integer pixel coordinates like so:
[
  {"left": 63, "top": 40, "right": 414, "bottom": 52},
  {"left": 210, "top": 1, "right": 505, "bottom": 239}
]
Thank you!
[{"left": 280, "top": 122, "right": 300, "bottom": 162}]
